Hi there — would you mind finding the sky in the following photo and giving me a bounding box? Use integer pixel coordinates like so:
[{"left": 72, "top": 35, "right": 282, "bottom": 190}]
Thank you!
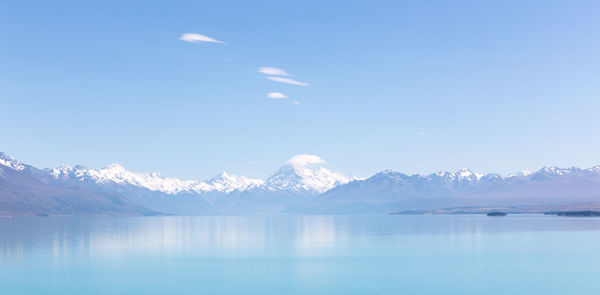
[{"left": 1, "top": 0, "right": 599, "bottom": 180}]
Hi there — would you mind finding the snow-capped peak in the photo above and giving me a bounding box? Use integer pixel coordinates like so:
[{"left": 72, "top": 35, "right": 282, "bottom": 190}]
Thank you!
[
  {"left": 587, "top": 166, "right": 600, "bottom": 174},
  {"left": 507, "top": 170, "right": 532, "bottom": 177},
  {"left": 195, "top": 172, "right": 264, "bottom": 193},
  {"left": 45, "top": 163, "right": 194, "bottom": 194},
  {"left": 455, "top": 168, "right": 483, "bottom": 180},
  {"left": 263, "top": 154, "right": 355, "bottom": 193},
  {"left": 0, "top": 152, "right": 25, "bottom": 171},
  {"left": 46, "top": 162, "right": 264, "bottom": 195},
  {"left": 531, "top": 166, "right": 580, "bottom": 179},
  {"left": 48, "top": 164, "right": 74, "bottom": 178}
]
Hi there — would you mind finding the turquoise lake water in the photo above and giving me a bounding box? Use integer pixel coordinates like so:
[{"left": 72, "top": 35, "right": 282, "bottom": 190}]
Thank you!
[{"left": 1, "top": 215, "right": 600, "bottom": 294}]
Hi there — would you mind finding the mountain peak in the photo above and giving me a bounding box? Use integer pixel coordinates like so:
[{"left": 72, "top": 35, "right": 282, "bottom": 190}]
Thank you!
[
  {"left": 265, "top": 155, "right": 353, "bottom": 194},
  {"left": 209, "top": 171, "right": 231, "bottom": 180},
  {"left": 455, "top": 168, "right": 483, "bottom": 180},
  {"left": 47, "top": 164, "right": 75, "bottom": 179},
  {"left": 379, "top": 169, "right": 396, "bottom": 175},
  {"left": 0, "top": 152, "right": 25, "bottom": 171},
  {"left": 507, "top": 170, "right": 531, "bottom": 177},
  {"left": 57, "top": 164, "right": 73, "bottom": 170},
  {"left": 201, "top": 172, "right": 264, "bottom": 193}
]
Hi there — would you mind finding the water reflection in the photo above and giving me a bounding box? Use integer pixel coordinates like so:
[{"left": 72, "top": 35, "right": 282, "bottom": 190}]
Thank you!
[{"left": 2, "top": 215, "right": 600, "bottom": 260}]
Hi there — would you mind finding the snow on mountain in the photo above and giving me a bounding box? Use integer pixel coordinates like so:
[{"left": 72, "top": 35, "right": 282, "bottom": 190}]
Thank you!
[
  {"left": 48, "top": 163, "right": 193, "bottom": 194},
  {"left": 45, "top": 156, "right": 600, "bottom": 201},
  {"left": 506, "top": 170, "right": 532, "bottom": 177},
  {"left": 11, "top": 153, "right": 354, "bottom": 197},
  {"left": 293, "top": 165, "right": 600, "bottom": 214},
  {"left": 455, "top": 168, "right": 484, "bottom": 181},
  {"left": 0, "top": 152, "right": 26, "bottom": 171},
  {"left": 587, "top": 166, "right": 600, "bottom": 174},
  {"left": 192, "top": 172, "right": 264, "bottom": 193},
  {"left": 261, "top": 154, "right": 356, "bottom": 194},
  {"left": 0, "top": 153, "right": 155, "bottom": 216},
  {"left": 43, "top": 154, "right": 353, "bottom": 198},
  {"left": 5, "top": 150, "right": 600, "bottom": 216},
  {"left": 47, "top": 164, "right": 263, "bottom": 194}
]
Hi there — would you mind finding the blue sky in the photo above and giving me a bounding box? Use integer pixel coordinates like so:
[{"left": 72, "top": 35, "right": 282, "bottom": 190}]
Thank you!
[{"left": 1, "top": 0, "right": 599, "bottom": 179}]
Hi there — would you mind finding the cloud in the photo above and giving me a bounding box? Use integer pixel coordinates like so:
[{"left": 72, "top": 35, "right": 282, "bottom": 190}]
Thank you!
[
  {"left": 417, "top": 131, "right": 427, "bottom": 136},
  {"left": 180, "top": 33, "right": 225, "bottom": 44},
  {"left": 267, "top": 92, "right": 288, "bottom": 99},
  {"left": 247, "top": 161, "right": 256, "bottom": 165},
  {"left": 286, "top": 154, "right": 325, "bottom": 167},
  {"left": 267, "top": 76, "right": 309, "bottom": 86},
  {"left": 258, "top": 66, "right": 290, "bottom": 76},
  {"left": 293, "top": 101, "right": 300, "bottom": 105}
]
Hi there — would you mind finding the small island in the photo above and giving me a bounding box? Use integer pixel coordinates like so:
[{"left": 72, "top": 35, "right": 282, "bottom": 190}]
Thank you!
[
  {"left": 487, "top": 211, "right": 507, "bottom": 216},
  {"left": 550, "top": 211, "right": 600, "bottom": 217}
]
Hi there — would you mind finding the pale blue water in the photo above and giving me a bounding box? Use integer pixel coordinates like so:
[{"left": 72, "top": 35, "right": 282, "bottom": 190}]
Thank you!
[{"left": 1, "top": 215, "right": 600, "bottom": 294}]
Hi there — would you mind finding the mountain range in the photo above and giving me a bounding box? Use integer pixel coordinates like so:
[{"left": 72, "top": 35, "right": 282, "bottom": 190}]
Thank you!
[{"left": 1, "top": 152, "right": 600, "bottom": 216}]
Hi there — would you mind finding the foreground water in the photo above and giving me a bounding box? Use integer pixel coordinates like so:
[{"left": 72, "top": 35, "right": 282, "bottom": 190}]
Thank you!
[{"left": 1, "top": 215, "right": 600, "bottom": 294}]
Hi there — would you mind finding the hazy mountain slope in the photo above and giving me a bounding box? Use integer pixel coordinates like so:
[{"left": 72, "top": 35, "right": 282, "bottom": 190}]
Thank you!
[
  {"left": 292, "top": 166, "right": 600, "bottom": 214},
  {"left": 0, "top": 154, "right": 153, "bottom": 216}
]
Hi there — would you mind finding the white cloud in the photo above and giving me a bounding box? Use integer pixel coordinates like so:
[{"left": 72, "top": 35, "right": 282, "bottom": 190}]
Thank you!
[
  {"left": 267, "top": 76, "right": 309, "bottom": 86},
  {"left": 180, "top": 33, "right": 225, "bottom": 44},
  {"left": 293, "top": 101, "right": 300, "bottom": 105},
  {"left": 247, "top": 161, "right": 256, "bottom": 165},
  {"left": 258, "top": 66, "right": 290, "bottom": 76},
  {"left": 418, "top": 131, "right": 427, "bottom": 136},
  {"left": 267, "top": 92, "right": 288, "bottom": 99},
  {"left": 286, "top": 154, "right": 325, "bottom": 167}
]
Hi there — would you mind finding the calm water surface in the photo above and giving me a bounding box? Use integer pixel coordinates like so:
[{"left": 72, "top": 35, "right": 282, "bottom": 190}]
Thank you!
[{"left": 1, "top": 215, "right": 600, "bottom": 294}]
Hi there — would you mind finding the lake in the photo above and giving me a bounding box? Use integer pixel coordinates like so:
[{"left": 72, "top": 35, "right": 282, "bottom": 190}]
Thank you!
[{"left": 1, "top": 215, "right": 600, "bottom": 294}]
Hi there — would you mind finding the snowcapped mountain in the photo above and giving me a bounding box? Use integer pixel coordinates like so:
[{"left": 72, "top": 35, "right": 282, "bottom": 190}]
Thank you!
[
  {"left": 44, "top": 154, "right": 353, "bottom": 199},
  {"left": 208, "top": 155, "right": 358, "bottom": 214},
  {"left": 36, "top": 153, "right": 356, "bottom": 214},
  {"left": 198, "top": 172, "right": 264, "bottom": 193},
  {"left": 0, "top": 153, "right": 154, "bottom": 216},
  {"left": 48, "top": 163, "right": 195, "bottom": 194},
  {"left": 290, "top": 166, "right": 600, "bottom": 214},
  {"left": 3, "top": 150, "right": 600, "bottom": 216},
  {"left": 260, "top": 154, "right": 356, "bottom": 194},
  {"left": 46, "top": 164, "right": 263, "bottom": 195},
  {"left": 0, "top": 152, "right": 26, "bottom": 171}
]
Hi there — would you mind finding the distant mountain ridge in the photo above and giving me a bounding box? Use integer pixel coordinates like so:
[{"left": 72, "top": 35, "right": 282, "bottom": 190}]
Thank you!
[
  {"left": 1, "top": 151, "right": 600, "bottom": 216},
  {"left": 0, "top": 153, "right": 357, "bottom": 215},
  {"left": 0, "top": 153, "right": 152, "bottom": 216},
  {"left": 46, "top": 163, "right": 264, "bottom": 194},
  {"left": 42, "top": 154, "right": 355, "bottom": 197},
  {"left": 291, "top": 165, "right": 600, "bottom": 214}
]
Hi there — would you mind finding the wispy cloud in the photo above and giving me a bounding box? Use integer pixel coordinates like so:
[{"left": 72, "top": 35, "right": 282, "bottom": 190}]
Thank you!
[
  {"left": 418, "top": 131, "right": 427, "bottom": 136},
  {"left": 293, "top": 101, "right": 300, "bottom": 105},
  {"left": 258, "top": 66, "right": 290, "bottom": 76},
  {"left": 267, "top": 92, "right": 288, "bottom": 99},
  {"left": 247, "top": 161, "right": 256, "bottom": 165},
  {"left": 180, "top": 33, "right": 225, "bottom": 44},
  {"left": 267, "top": 76, "right": 309, "bottom": 86}
]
